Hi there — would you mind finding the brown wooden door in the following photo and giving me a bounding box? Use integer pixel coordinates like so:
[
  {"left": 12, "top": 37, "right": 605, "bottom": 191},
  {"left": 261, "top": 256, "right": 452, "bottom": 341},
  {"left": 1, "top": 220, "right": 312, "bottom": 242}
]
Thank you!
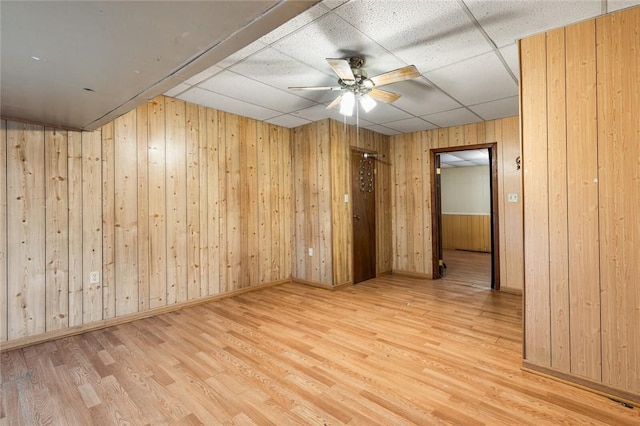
[{"left": 351, "top": 150, "right": 376, "bottom": 284}]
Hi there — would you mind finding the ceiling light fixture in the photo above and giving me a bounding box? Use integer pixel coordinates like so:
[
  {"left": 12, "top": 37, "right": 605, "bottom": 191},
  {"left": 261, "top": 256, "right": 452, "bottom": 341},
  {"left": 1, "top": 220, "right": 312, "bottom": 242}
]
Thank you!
[
  {"left": 359, "top": 94, "right": 377, "bottom": 113},
  {"left": 340, "top": 91, "right": 356, "bottom": 116}
]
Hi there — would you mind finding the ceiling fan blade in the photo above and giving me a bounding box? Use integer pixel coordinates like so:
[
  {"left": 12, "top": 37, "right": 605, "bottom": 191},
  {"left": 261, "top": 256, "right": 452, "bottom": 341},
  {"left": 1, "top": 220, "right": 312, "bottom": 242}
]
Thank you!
[
  {"left": 368, "top": 88, "right": 401, "bottom": 104},
  {"left": 288, "top": 86, "right": 342, "bottom": 91},
  {"left": 326, "top": 94, "right": 343, "bottom": 110},
  {"left": 370, "top": 65, "right": 420, "bottom": 87},
  {"left": 326, "top": 58, "right": 355, "bottom": 83}
]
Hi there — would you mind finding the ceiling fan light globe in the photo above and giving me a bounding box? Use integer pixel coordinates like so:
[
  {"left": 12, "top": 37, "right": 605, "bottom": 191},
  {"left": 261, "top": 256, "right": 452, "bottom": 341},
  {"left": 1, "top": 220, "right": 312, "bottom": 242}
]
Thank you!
[
  {"left": 359, "top": 94, "right": 377, "bottom": 112},
  {"left": 340, "top": 91, "right": 355, "bottom": 116}
]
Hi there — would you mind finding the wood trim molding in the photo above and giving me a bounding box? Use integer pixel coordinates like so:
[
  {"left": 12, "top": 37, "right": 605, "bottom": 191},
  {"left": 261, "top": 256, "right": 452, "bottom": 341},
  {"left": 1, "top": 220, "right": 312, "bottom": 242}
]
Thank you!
[
  {"left": 522, "top": 361, "right": 640, "bottom": 407},
  {"left": 0, "top": 279, "right": 289, "bottom": 353},
  {"left": 392, "top": 270, "right": 432, "bottom": 279}
]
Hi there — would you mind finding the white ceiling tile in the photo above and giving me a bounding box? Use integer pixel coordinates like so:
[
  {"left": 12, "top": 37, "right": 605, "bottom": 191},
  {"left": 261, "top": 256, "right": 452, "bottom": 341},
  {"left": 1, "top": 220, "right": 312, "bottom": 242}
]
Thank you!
[
  {"left": 322, "top": 0, "right": 351, "bottom": 10},
  {"left": 184, "top": 65, "right": 223, "bottom": 86},
  {"left": 465, "top": 0, "right": 602, "bottom": 47},
  {"left": 270, "top": 13, "right": 408, "bottom": 78},
  {"left": 469, "top": 96, "right": 519, "bottom": 121},
  {"left": 383, "top": 117, "right": 437, "bottom": 133},
  {"left": 421, "top": 107, "right": 482, "bottom": 128},
  {"left": 335, "top": 0, "right": 494, "bottom": 72},
  {"left": 455, "top": 149, "right": 489, "bottom": 161},
  {"left": 229, "top": 47, "right": 338, "bottom": 103},
  {"left": 265, "top": 114, "right": 312, "bottom": 128},
  {"left": 390, "top": 79, "right": 462, "bottom": 116},
  {"left": 607, "top": 0, "right": 640, "bottom": 12},
  {"left": 198, "top": 70, "right": 317, "bottom": 113},
  {"left": 216, "top": 40, "right": 267, "bottom": 69},
  {"left": 425, "top": 51, "right": 518, "bottom": 105},
  {"left": 362, "top": 124, "right": 402, "bottom": 136},
  {"left": 164, "top": 83, "right": 191, "bottom": 98},
  {"left": 259, "top": 3, "right": 331, "bottom": 45},
  {"left": 499, "top": 43, "right": 519, "bottom": 80},
  {"left": 292, "top": 104, "right": 374, "bottom": 127},
  {"left": 177, "top": 87, "right": 280, "bottom": 121},
  {"left": 355, "top": 102, "right": 412, "bottom": 124}
]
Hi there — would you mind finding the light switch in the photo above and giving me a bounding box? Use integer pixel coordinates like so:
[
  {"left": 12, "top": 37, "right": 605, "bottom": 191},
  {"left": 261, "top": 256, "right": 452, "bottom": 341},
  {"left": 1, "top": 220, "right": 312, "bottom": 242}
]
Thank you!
[{"left": 508, "top": 193, "right": 519, "bottom": 203}]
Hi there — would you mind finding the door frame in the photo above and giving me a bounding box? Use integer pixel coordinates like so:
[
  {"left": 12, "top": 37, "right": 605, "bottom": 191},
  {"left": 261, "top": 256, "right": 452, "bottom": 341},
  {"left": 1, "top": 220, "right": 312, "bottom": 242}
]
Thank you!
[{"left": 430, "top": 143, "right": 500, "bottom": 290}]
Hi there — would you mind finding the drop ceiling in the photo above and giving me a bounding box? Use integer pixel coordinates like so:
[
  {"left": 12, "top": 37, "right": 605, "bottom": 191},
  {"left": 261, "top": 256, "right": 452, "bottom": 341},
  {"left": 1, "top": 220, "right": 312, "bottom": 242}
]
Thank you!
[
  {"left": 2, "top": 1, "right": 639, "bottom": 133},
  {"left": 439, "top": 149, "right": 489, "bottom": 168}
]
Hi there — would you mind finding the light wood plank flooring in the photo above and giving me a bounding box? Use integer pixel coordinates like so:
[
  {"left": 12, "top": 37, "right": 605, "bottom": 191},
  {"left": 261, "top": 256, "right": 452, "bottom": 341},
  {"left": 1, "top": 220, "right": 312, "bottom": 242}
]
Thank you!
[
  {"left": 2, "top": 276, "right": 638, "bottom": 425},
  {"left": 442, "top": 249, "right": 492, "bottom": 288}
]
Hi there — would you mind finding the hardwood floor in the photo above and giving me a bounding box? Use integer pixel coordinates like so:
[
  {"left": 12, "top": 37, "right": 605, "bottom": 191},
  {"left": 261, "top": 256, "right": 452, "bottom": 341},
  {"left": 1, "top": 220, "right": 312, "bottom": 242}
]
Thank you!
[
  {"left": 2, "top": 276, "right": 638, "bottom": 425},
  {"left": 442, "top": 249, "right": 492, "bottom": 288}
]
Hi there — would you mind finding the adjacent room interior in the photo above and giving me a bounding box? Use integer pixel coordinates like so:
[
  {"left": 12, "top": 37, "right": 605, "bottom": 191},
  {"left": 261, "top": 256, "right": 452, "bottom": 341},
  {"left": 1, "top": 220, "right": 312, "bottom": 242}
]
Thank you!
[{"left": 1, "top": 0, "right": 638, "bottom": 424}]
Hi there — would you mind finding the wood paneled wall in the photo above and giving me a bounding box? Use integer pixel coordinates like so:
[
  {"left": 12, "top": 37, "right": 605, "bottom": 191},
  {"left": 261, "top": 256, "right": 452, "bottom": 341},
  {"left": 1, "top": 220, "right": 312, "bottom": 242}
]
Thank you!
[
  {"left": 292, "top": 119, "right": 391, "bottom": 287},
  {"left": 390, "top": 117, "right": 523, "bottom": 292},
  {"left": 521, "top": 6, "right": 639, "bottom": 400},
  {"left": 442, "top": 214, "right": 491, "bottom": 252},
  {"left": 1, "top": 96, "right": 292, "bottom": 346}
]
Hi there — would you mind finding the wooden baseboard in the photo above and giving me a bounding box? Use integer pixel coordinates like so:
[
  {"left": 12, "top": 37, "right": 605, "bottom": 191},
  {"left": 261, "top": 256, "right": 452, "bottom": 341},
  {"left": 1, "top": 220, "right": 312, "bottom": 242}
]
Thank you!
[
  {"left": 291, "top": 277, "right": 352, "bottom": 290},
  {"left": 522, "top": 361, "right": 640, "bottom": 407},
  {"left": 0, "top": 279, "right": 289, "bottom": 353},
  {"left": 500, "top": 287, "right": 523, "bottom": 295},
  {"left": 391, "top": 269, "right": 431, "bottom": 279}
]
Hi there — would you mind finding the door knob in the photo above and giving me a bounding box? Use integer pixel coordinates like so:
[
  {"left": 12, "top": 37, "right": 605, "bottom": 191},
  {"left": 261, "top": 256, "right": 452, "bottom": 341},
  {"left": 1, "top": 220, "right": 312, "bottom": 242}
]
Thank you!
[{"left": 353, "top": 214, "right": 361, "bottom": 220}]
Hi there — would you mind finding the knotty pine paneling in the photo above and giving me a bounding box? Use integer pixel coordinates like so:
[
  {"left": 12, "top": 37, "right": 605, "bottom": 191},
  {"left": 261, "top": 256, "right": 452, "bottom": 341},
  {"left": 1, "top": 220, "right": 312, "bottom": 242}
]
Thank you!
[
  {"left": 389, "top": 117, "right": 522, "bottom": 290},
  {"left": 44, "top": 128, "right": 69, "bottom": 331},
  {"left": 441, "top": 215, "right": 491, "bottom": 252},
  {"left": 0, "top": 121, "right": 6, "bottom": 341},
  {"left": 7, "top": 122, "right": 46, "bottom": 339},
  {"left": 520, "top": 5, "right": 640, "bottom": 399},
  {"left": 596, "top": 6, "right": 640, "bottom": 394},
  {"left": 291, "top": 119, "right": 391, "bottom": 287},
  {"left": 0, "top": 96, "right": 292, "bottom": 347}
]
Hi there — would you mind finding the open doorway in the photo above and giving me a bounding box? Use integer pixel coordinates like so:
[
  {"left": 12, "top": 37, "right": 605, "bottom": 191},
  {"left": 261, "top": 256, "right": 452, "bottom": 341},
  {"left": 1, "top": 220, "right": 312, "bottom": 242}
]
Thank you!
[{"left": 431, "top": 144, "right": 500, "bottom": 289}]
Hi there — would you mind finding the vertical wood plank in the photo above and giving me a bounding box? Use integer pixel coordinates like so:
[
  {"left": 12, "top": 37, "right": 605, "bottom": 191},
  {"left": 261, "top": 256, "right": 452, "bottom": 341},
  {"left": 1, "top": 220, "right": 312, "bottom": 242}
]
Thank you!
[
  {"left": 198, "top": 106, "right": 209, "bottom": 297},
  {"left": 596, "top": 7, "right": 639, "bottom": 393},
  {"left": 114, "top": 110, "right": 139, "bottom": 316},
  {"left": 67, "top": 131, "right": 83, "bottom": 327},
  {"left": 420, "top": 131, "right": 432, "bottom": 276},
  {"left": 245, "top": 118, "right": 259, "bottom": 288},
  {"left": 281, "top": 126, "right": 293, "bottom": 280},
  {"left": 136, "top": 103, "right": 150, "bottom": 312},
  {"left": 165, "top": 98, "right": 187, "bottom": 304},
  {"left": 393, "top": 135, "right": 408, "bottom": 272},
  {"left": 101, "top": 122, "right": 116, "bottom": 319},
  {"left": 7, "top": 122, "right": 46, "bottom": 338},
  {"left": 410, "top": 133, "right": 425, "bottom": 273},
  {"left": 500, "top": 117, "right": 524, "bottom": 293},
  {"left": 0, "top": 120, "right": 6, "bottom": 341},
  {"left": 317, "top": 120, "right": 332, "bottom": 285},
  {"left": 546, "top": 28, "right": 571, "bottom": 371},
  {"left": 82, "top": 130, "right": 103, "bottom": 323},
  {"left": 330, "top": 120, "right": 350, "bottom": 285},
  {"left": 565, "top": 19, "right": 601, "bottom": 381},
  {"left": 207, "top": 108, "right": 221, "bottom": 296},
  {"left": 257, "top": 123, "right": 272, "bottom": 283},
  {"left": 225, "top": 113, "right": 242, "bottom": 291},
  {"left": 186, "top": 102, "right": 201, "bottom": 300},
  {"left": 292, "top": 126, "right": 306, "bottom": 280},
  {"left": 147, "top": 97, "right": 167, "bottom": 309},
  {"left": 521, "top": 33, "right": 551, "bottom": 366},
  {"left": 44, "top": 128, "right": 69, "bottom": 331}
]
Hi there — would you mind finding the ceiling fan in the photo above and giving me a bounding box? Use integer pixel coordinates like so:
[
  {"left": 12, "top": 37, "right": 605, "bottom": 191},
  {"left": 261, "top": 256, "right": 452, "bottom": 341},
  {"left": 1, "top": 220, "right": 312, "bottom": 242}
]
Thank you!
[{"left": 289, "top": 56, "right": 421, "bottom": 116}]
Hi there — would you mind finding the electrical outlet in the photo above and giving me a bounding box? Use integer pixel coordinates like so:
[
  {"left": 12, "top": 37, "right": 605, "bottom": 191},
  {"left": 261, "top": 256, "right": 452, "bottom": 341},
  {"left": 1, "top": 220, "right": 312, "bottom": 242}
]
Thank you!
[
  {"left": 344, "top": 194, "right": 349, "bottom": 203},
  {"left": 508, "top": 193, "right": 519, "bottom": 203},
  {"left": 308, "top": 248, "right": 313, "bottom": 256},
  {"left": 89, "top": 271, "right": 100, "bottom": 284}
]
